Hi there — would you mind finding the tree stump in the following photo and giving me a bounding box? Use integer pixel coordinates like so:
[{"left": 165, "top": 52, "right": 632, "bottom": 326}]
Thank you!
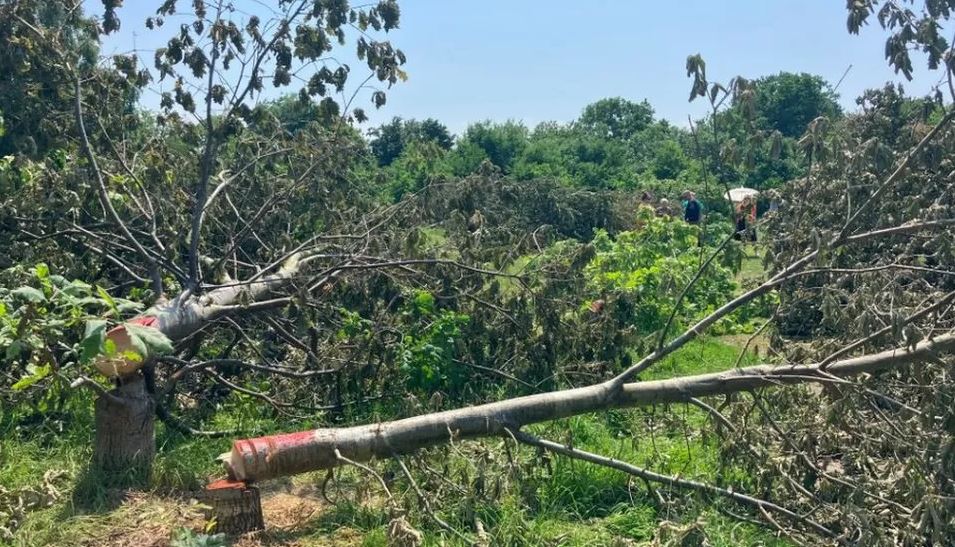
[
  {"left": 204, "top": 479, "right": 265, "bottom": 535},
  {"left": 93, "top": 373, "right": 155, "bottom": 485}
]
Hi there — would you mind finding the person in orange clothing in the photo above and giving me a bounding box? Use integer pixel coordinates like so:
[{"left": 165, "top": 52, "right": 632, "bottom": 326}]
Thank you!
[{"left": 734, "top": 196, "right": 757, "bottom": 242}]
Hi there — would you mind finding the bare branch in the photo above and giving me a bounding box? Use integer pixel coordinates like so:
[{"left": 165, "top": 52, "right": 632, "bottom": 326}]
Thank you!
[{"left": 511, "top": 430, "right": 835, "bottom": 539}]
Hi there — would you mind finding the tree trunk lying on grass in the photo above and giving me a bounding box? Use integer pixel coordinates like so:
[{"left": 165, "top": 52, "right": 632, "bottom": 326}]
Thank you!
[{"left": 221, "top": 332, "right": 955, "bottom": 482}]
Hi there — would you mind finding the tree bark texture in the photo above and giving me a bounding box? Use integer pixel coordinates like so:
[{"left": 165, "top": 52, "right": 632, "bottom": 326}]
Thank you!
[
  {"left": 223, "top": 333, "right": 955, "bottom": 482},
  {"left": 204, "top": 479, "right": 265, "bottom": 535},
  {"left": 93, "top": 373, "right": 155, "bottom": 484}
]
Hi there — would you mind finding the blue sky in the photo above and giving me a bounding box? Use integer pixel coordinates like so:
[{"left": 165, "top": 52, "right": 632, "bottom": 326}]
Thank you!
[{"left": 92, "top": 1, "right": 940, "bottom": 136}]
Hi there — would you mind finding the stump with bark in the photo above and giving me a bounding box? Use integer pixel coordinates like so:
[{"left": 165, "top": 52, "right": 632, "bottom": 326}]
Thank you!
[
  {"left": 93, "top": 373, "right": 155, "bottom": 485},
  {"left": 204, "top": 479, "right": 265, "bottom": 535}
]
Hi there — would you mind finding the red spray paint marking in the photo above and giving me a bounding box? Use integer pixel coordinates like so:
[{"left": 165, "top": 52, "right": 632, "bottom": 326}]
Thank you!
[
  {"left": 206, "top": 478, "right": 248, "bottom": 491},
  {"left": 96, "top": 316, "right": 162, "bottom": 377},
  {"left": 106, "top": 315, "right": 159, "bottom": 334},
  {"left": 232, "top": 430, "right": 317, "bottom": 478}
]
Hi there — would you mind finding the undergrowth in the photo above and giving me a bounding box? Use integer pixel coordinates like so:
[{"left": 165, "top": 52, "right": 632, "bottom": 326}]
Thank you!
[{"left": 1, "top": 337, "right": 790, "bottom": 546}]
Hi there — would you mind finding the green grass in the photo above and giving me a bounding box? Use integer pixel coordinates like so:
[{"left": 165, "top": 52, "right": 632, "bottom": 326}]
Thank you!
[
  {"left": 737, "top": 245, "right": 768, "bottom": 286},
  {"left": 642, "top": 337, "right": 758, "bottom": 381},
  {"left": 2, "top": 335, "right": 786, "bottom": 546}
]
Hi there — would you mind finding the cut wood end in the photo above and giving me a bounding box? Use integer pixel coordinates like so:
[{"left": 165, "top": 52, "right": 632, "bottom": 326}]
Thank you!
[
  {"left": 219, "top": 449, "right": 246, "bottom": 481},
  {"left": 206, "top": 478, "right": 249, "bottom": 491},
  {"left": 92, "top": 317, "right": 161, "bottom": 379}
]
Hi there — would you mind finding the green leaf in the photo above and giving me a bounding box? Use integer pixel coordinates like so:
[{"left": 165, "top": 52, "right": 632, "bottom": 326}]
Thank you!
[
  {"left": 121, "top": 350, "right": 144, "bottom": 363},
  {"left": 11, "top": 286, "right": 45, "bottom": 303},
  {"left": 125, "top": 323, "right": 173, "bottom": 356},
  {"left": 33, "top": 263, "right": 49, "bottom": 280},
  {"left": 116, "top": 301, "right": 145, "bottom": 313},
  {"left": 103, "top": 338, "right": 117, "bottom": 357},
  {"left": 62, "top": 279, "right": 93, "bottom": 297},
  {"left": 5, "top": 340, "right": 26, "bottom": 361},
  {"left": 413, "top": 290, "right": 435, "bottom": 314},
  {"left": 12, "top": 364, "right": 51, "bottom": 391},
  {"left": 80, "top": 320, "right": 108, "bottom": 364},
  {"left": 97, "top": 286, "right": 118, "bottom": 315}
]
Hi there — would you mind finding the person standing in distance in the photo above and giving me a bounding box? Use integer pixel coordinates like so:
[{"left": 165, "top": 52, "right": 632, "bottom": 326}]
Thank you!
[{"left": 681, "top": 190, "right": 701, "bottom": 225}]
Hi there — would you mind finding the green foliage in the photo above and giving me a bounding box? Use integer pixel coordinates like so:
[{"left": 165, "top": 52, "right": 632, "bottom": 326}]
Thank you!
[
  {"left": 397, "top": 291, "right": 470, "bottom": 393},
  {"left": 0, "top": 265, "right": 142, "bottom": 414},
  {"left": 0, "top": 2, "right": 100, "bottom": 157},
  {"left": 650, "top": 139, "right": 689, "bottom": 180},
  {"left": 577, "top": 97, "right": 654, "bottom": 140},
  {"left": 751, "top": 72, "right": 842, "bottom": 137},
  {"left": 369, "top": 116, "right": 454, "bottom": 166},
  {"left": 381, "top": 140, "right": 453, "bottom": 200},
  {"left": 585, "top": 207, "right": 736, "bottom": 335},
  {"left": 458, "top": 120, "right": 529, "bottom": 173},
  {"left": 513, "top": 124, "right": 635, "bottom": 189}
]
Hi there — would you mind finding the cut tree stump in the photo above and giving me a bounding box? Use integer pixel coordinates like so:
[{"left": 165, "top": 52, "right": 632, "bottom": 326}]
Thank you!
[
  {"left": 93, "top": 372, "right": 155, "bottom": 485},
  {"left": 204, "top": 479, "right": 265, "bottom": 535}
]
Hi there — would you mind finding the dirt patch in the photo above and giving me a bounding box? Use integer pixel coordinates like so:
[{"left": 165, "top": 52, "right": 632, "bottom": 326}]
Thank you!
[{"left": 261, "top": 492, "right": 323, "bottom": 530}]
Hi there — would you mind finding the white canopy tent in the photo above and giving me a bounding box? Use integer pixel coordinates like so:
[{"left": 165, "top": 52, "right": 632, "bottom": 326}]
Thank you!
[{"left": 725, "top": 187, "right": 759, "bottom": 203}]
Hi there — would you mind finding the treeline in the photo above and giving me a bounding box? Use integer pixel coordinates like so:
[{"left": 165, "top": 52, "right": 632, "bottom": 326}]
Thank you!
[{"left": 362, "top": 72, "right": 842, "bottom": 201}]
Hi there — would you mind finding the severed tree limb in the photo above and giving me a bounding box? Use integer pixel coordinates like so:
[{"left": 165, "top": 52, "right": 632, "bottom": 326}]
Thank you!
[
  {"left": 72, "top": 74, "right": 163, "bottom": 296},
  {"left": 510, "top": 429, "right": 836, "bottom": 539},
  {"left": 839, "top": 106, "right": 955, "bottom": 236},
  {"left": 221, "top": 332, "right": 955, "bottom": 482},
  {"left": 749, "top": 393, "right": 914, "bottom": 515}
]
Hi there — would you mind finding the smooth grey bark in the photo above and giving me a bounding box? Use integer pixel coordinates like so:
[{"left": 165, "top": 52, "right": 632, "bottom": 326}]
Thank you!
[
  {"left": 224, "top": 333, "right": 955, "bottom": 481},
  {"left": 146, "top": 255, "right": 304, "bottom": 342}
]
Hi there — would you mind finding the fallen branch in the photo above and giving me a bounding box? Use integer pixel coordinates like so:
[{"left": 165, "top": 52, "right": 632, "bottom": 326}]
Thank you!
[
  {"left": 221, "top": 333, "right": 955, "bottom": 482},
  {"left": 511, "top": 430, "right": 836, "bottom": 539}
]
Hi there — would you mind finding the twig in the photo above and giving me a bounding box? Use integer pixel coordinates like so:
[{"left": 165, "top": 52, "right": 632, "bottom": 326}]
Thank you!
[
  {"left": 334, "top": 449, "right": 395, "bottom": 505},
  {"left": 393, "top": 455, "right": 473, "bottom": 543},
  {"left": 512, "top": 429, "right": 836, "bottom": 539},
  {"left": 66, "top": 374, "right": 125, "bottom": 406}
]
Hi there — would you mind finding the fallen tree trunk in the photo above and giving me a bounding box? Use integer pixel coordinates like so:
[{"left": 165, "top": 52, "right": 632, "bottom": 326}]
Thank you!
[{"left": 223, "top": 333, "right": 955, "bottom": 481}]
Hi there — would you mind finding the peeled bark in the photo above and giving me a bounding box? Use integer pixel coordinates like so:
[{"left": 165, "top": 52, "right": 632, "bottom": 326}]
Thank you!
[
  {"left": 223, "top": 333, "right": 955, "bottom": 482},
  {"left": 93, "top": 373, "right": 155, "bottom": 484},
  {"left": 204, "top": 479, "right": 264, "bottom": 535}
]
